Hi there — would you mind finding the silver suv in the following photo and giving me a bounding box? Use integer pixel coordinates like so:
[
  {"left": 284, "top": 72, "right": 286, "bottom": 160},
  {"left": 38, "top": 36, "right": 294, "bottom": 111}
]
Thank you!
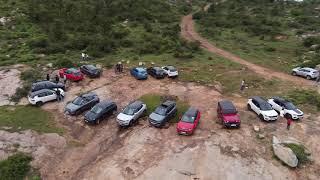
[{"left": 291, "top": 67, "right": 319, "bottom": 80}]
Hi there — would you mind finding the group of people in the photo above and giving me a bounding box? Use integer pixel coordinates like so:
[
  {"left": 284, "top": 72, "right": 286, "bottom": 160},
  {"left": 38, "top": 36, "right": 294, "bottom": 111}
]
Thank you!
[
  {"left": 115, "top": 62, "right": 124, "bottom": 73},
  {"left": 46, "top": 73, "right": 67, "bottom": 84}
]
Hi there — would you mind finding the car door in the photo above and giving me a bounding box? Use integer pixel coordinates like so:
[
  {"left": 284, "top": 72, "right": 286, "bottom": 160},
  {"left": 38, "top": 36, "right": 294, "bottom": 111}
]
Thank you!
[
  {"left": 46, "top": 90, "right": 56, "bottom": 102},
  {"left": 296, "top": 69, "right": 304, "bottom": 76},
  {"left": 272, "top": 99, "right": 282, "bottom": 111},
  {"left": 251, "top": 100, "right": 260, "bottom": 114},
  {"left": 135, "top": 105, "right": 144, "bottom": 120}
]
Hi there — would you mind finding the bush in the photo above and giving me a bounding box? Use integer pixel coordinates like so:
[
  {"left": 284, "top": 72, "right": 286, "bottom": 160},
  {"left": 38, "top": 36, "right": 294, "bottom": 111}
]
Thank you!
[
  {"left": 285, "top": 89, "right": 320, "bottom": 110},
  {"left": 303, "top": 36, "right": 320, "bottom": 48},
  {"left": 285, "top": 144, "right": 309, "bottom": 165},
  {"left": 53, "top": 58, "right": 75, "bottom": 68},
  {"left": 27, "top": 36, "right": 48, "bottom": 48},
  {"left": 0, "top": 153, "right": 32, "bottom": 180}
]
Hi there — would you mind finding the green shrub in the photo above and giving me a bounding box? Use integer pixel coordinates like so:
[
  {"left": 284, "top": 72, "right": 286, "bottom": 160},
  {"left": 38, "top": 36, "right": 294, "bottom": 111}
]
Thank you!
[
  {"left": 285, "top": 143, "right": 309, "bottom": 165},
  {"left": 53, "top": 58, "right": 75, "bottom": 68},
  {"left": 285, "top": 89, "right": 320, "bottom": 110},
  {"left": 27, "top": 36, "right": 49, "bottom": 48},
  {"left": 0, "top": 153, "right": 32, "bottom": 180},
  {"left": 303, "top": 36, "right": 320, "bottom": 48}
]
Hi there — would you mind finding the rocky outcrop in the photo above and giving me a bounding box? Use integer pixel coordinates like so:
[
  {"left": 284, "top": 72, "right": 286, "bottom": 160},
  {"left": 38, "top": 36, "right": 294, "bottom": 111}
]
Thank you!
[{"left": 272, "top": 136, "right": 298, "bottom": 168}]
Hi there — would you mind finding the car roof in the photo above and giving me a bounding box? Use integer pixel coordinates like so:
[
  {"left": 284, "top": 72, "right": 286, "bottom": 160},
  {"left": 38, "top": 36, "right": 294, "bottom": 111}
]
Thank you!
[
  {"left": 302, "top": 67, "right": 317, "bottom": 71},
  {"left": 166, "top": 66, "right": 176, "bottom": 69},
  {"left": 30, "top": 89, "right": 51, "bottom": 96},
  {"left": 153, "top": 67, "right": 163, "bottom": 71},
  {"left": 184, "top": 107, "right": 198, "bottom": 116},
  {"left": 33, "top": 81, "right": 52, "bottom": 85},
  {"left": 128, "top": 100, "right": 143, "bottom": 109},
  {"left": 272, "top": 97, "right": 292, "bottom": 104},
  {"left": 84, "top": 65, "right": 97, "bottom": 69},
  {"left": 81, "top": 92, "right": 97, "bottom": 98},
  {"left": 219, "top": 100, "right": 236, "bottom": 110},
  {"left": 136, "top": 67, "right": 146, "bottom": 72},
  {"left": 97, "top": 100, "right": 115, "bottom": 108},
  {"left": 162, "top": 100, "right": 175, "bottom": 107},
  {"left": 251, "top": 96, "right": 268, "bottom": 104},
  {"left": 68, "top": 68, "right": 79, "bottom": 72}
]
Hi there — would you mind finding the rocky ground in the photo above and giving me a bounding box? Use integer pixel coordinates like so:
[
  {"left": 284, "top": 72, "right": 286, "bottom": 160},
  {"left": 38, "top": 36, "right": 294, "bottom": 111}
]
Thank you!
[{"left": 0, "top": 68, "right": 319, "bottom": 180}]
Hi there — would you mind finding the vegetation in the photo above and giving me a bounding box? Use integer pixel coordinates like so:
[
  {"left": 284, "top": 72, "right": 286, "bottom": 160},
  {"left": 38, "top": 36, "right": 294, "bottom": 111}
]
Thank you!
[
  {"left": 285, "top": 89, "right": 320, "bottom": 111},
  {"left": 139, "top": 94, "right": 189, "bottom": 123},
  {"left": 0, "top": 106, "right": 64, "bottom": 134},
  {"left": 285, "top": 143, "right": 310, "bottom": 166},
  {"left": 0, "top": 153, "right": 32, "bottom": 180},
  {"left": 195, "top": 0, "right": 320, "bottom": 72}
]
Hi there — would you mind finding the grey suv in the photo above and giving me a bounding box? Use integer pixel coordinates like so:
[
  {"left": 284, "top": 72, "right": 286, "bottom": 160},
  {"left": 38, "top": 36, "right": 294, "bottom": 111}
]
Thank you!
[
  {"left": 149, "top": 101, "right": 177, "bottom": 128},
  {"left": 292, "top": 67, "right": 319, "bottom": 80}
]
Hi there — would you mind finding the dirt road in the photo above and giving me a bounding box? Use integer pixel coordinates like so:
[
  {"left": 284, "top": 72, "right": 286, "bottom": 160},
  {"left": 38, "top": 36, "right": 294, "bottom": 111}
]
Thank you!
[
  {"left": 34, "top": 70, "right": 319, "bottom": 180},
  {"left": 181, "top": 14, "right": 314, "bottom": 87}
]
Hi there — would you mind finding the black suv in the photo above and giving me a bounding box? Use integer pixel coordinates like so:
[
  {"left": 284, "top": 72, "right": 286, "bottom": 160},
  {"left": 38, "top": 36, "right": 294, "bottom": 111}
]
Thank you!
[
  {"left": 149, "top": 100, "right": 177, "bottom": 127},
  {"left": 64, "top": 92, "right": 100, "bottom": 115},
  {"left": 80, "top": 65, "right": 102, "bottom": 78},
  {"left": 31, "top": 81, "right": 65, "bottom": 92},
  {"left": 147, "top": 67, "right": 166, "bottom": 79},
  {"left": 84, "top": 100, "right": 117, "bottom": 124}
]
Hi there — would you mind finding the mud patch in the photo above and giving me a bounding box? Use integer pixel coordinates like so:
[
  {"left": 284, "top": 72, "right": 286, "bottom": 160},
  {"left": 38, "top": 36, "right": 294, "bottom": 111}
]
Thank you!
[{"left": 0, "top": 69, "right": 21, "bottom": 106}]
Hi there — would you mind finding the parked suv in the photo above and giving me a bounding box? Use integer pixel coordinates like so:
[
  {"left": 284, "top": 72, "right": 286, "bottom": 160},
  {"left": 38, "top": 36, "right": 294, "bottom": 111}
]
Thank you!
[
  {"left": 247, "top": 96, "right": 278, "bottom": 121},
  {"left": 149, "top": 101, "right": 177, "bottom": 127},
  {"left": 176, "top": 107, "right": 200, "bottom": 135},
  {"left": 162, "top": 66, "right": 178, "bottom": 78},
  {"left": 268, "top": 97, "right": 304, "bottom": 120},
  {"left": 291, "top": 67, "right": 319, "bottom": 80},
  {"left": 117, "top": 100, "right": 147, "bottom": 126},
  {"left": 65, "top": 92, "right": 99, "bottom": 115},
  {"left": 80, "top": 64, "right": 102, "bottom": 78},
  {"left": 130, "top": 67, "right": 148, "bottom": 80},
  {"left": 31, "top": 81, "right": 65, "bottom": 92},
  {"left": 28, "top": 88, "right": 65, "bottom": 106},
  {"left": 84, "top": 100, "right": 117, "bottom": 124},
  {"left": 217, "top": 100, "right": 240, "bottom": 128},
  {"left": 147, "top": 67, "right": 166, "bottom": 79},
  {"left": 59, "top": 68, "right": 84, "bottom": 81}
]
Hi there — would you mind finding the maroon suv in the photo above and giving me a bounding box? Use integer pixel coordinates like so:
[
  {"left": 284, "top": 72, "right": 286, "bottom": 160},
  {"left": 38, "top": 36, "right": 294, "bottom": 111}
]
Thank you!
[{"left": 217, "top": 100, "right": 240, "bottom": 128}]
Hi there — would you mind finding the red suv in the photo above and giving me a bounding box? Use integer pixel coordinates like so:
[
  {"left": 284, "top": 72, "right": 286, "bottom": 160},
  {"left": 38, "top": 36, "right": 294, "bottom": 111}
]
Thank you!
[
  {"left": 59, "top": 68, "right": 84, "bottom": 81},
  {"left": 176, "top": 107, "right": 201, "bottom": 135},
  {"left": 217, "top": 100, "right": 240, "bottom": 128}
]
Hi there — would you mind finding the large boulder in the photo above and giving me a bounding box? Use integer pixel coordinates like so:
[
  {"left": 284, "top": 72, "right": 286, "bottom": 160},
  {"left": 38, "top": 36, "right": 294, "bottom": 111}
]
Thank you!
[{"left": 273, "top": 143, "right": 298, "bottom": 168}]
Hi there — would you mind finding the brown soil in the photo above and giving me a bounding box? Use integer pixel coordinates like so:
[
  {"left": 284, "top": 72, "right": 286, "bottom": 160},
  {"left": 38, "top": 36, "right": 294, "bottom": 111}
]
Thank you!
[
  {"left": 181, "top": 14, "right": 314, "bottom": 87},
  {"left": 33, "top": 70, "right": 319, "bottom": 180}
]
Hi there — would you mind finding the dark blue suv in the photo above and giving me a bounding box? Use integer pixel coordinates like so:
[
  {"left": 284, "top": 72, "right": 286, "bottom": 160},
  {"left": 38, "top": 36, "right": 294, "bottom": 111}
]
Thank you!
[{"left": 130, "top": 67, "right": 148, "bottom": 80}]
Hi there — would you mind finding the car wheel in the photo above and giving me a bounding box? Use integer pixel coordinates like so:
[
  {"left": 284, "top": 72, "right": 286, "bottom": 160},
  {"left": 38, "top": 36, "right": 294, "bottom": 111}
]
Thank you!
[
  {"left": 36, "top": 101, "right": 44, "bottom": 106},
  {"left": 291, "top": 71, "right": 297, "bottom": 76},
  {"left": 285, "top": 114, "right": 292, "bottom": 119},
  {"left": 247, "top": 104, "right": 252, "bottom": 111},
  {"left": 306, "top": 75, "right": 311, "bottom": 80},
  {"left": 259, "top": 114, "right": 264, "bottom": 121}
]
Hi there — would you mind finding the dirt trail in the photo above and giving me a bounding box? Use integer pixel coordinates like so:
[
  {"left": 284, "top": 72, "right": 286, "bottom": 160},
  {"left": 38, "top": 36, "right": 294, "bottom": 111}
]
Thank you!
[
  {"left": 181, "top": 14, "right": 314, "bottom": 87},
  {"left": 34, "top": 70, "right": 319, "bottom": 180}
]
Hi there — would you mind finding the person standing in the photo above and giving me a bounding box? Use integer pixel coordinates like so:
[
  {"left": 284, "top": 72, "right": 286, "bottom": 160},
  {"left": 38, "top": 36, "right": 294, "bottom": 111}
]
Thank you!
[
  {"left": 286, "top": 117, "right": 292, "bottom": 130},
  {"left": 81, "top": 52, "right": 86, "bottom": 60},
  {"left": 119, "top": 62, "right": 123, "bottom": 73},
  {"left": 55, "top": 75, "right": 60, "bottom": 83},
  {"left": 63, "top": 74, "right": 67, "bottom": 84},
  {"left": 46, "top": 73, "right": 50, "bottom": 81},
  {"left": 56, "top": 89, "right": 61, "bottom": 102},
  {"left": 240, "top": 79, "right": 245, "bottom": 93}
]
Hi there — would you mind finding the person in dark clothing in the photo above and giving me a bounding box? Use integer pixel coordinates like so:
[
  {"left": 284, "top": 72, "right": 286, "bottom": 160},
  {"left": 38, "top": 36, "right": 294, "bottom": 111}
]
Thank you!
[
  {"left": 55, "top": 75, "right": 59, "bottom": 83},
  {"left": 120, "top": 63, "right": 123, "bottom": 73},
  {"left": 46, "top": 73, "right": 50, "bottom": 81},
  {"left": 56, "top": 89, "right": 61, "bottom": 101}
]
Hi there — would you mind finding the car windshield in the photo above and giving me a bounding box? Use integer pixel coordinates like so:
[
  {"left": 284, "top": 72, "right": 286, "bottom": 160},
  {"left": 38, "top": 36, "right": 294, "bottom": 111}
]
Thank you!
[
  {"left": 123, "top": 107, "right": 135, "bottom": 115},
  {"left": 72, "top": 97, "right": 84, "bottom": 105},
  {"left": 154, "top": 106, "right": 167, "bottom": 115},
  {"left": 260, "top": 103, "right": 273, "bottom": 110},
  {"left": 91, "top": 106, "right": 103, "bottom": 114},
  {"left": 222, "top": 108, "right": 237, "bottom": 115},
  {"left": 284, "top": 102, "right": 296, "bottom": 110},
  {"left": 168, "top": 67, "right": 176, "bottom": 72},
  {"left": 181, "top": 115, "right": 195, "bottom": 123}
]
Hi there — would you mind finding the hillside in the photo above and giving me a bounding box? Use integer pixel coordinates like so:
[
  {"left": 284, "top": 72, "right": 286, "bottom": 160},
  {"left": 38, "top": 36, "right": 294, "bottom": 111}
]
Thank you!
[{"left": 194, "top": 0, "right": 320, "bottom": 72}]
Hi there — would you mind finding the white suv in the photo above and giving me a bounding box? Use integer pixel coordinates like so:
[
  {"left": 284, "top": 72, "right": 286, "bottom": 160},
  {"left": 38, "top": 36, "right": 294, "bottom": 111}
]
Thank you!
[
  {"left": 117, "top": 100, "right": 147, "bottom": 126},
  {"left": 28, "top": 88, "right": 65, "bottom": 106},
  {"left": 292, "top": 67, "right": 319, "bottom": 80},
  {"left": 162, "top": 66, "right": 178, "bottom": 78},
  {"left": 247, "top": 96, "right": 278, "bottom": 121},
  {"left": 268, "top": 97, "right": 304, "bottom": 120}
]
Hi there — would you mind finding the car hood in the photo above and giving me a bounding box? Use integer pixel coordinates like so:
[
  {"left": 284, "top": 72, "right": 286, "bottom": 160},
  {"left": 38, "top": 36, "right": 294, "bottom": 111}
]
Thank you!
[
  {"left": 261, "top": 110, "right": 278, "bottom": 117},
  {"left": 223, "top": 114, "right": 240, "bottom": 123},
  {"left": 117, "top": 113, "right": 133, "bottom": 121},
  {"left": 177, "top": 121, "right": 193, "bottom": 130},
  {"left": 149, "top": 113, "right": 165, "bottom": 121},
  {"left": 288, "top": 109, "right": 304, "bottom": 115},
  {"left": 85, "top": 111, "right": 99, "bottom": 121},
  {"left": 65, "top": 103, "right": 80, "bottom": 112}
]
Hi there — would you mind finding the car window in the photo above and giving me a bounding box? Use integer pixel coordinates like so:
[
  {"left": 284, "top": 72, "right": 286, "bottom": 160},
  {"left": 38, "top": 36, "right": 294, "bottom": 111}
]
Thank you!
[
  {"left": 181, "top": 114, "right": 195, "bottom": 123},
  {"left": 38, "top": 92, "right": 46, "bottom": 97},
  {"left": 123, "top": 106, "right": 135, "bottom": 115},
  {"left": 154, "top": 106, "right": 167, "bottom": 115},
  {"left": 166, "top": 105, "right": 174, "bottom": 113},
  {"left": 47, "top": 91, "right": 54, "bottom": 95},
  {"left": 73, "top": 97, "right": 84, "bottom": 105},
  {"left": 91, "top": 106, "right": 103, "bottom": 114}
]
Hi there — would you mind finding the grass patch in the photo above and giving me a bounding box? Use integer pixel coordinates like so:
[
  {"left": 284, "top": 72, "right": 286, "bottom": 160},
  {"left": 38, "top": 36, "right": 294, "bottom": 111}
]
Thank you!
[
  {"left": 0, "top": 106, "right": 64, "bottom": 134},
  {"left": 285, "top": 143, "right": 310, "bottom": 166},
  {"left": 139, "top": 94, "right": 189, "bottom": 123},
  {"left": 285, "top": 89, "right": 320, "bottom": 111},
  {"left": 0, "top": 153, "right": 32, "bottom": 180}
]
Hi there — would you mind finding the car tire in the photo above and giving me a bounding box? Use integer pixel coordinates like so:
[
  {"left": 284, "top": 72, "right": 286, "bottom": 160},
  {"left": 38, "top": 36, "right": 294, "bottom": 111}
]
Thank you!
[
  {"left": 291, "top": 71, "right": 297, "bottom": 76},
  {"left": 247, "top": 104, "right": 252, "bottom": 111},
  {"left": 259, "top": 114, "right": 264, "bottom": 121},
  {"left": 285, "top": 114, "right": 292, "bottom": 119},
  {"left": 36, "top": 101, "right": 44, "bottom": 106},
  {"left": 306, "top": 75, "right": 311, "bottom": 80}
]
